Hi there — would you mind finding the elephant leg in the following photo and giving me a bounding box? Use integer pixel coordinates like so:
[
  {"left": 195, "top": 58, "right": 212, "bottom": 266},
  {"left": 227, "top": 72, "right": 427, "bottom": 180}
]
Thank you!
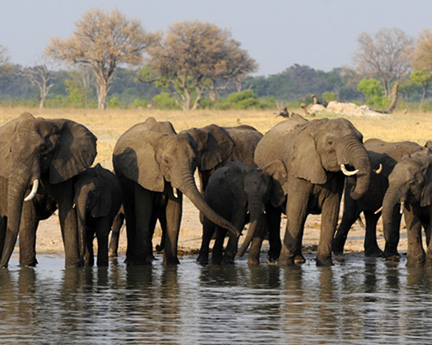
[
  {"left": 266, "top": 205, "right": 282, "bottom": 263},
  {"left": 383, "top": 207, "right": 402, "bottom": 259},
  {"left": 212, "top": 228, "right": 226, "bottom": 264},
  {"left": 0, "top": 216, "right": 5, "bottom": 258},
  {"left": 155, "top": 210, "right": 166, "bottom": 252},
  {"left": 56, "top": 180, "right": 82, "bottom": 268},
  {"left": 222, "top": 209, "right": 245, "bottom": 264},
  {"left": 85, "top": 227, "right": 95, "bottom": 267},
  {"left": 278, "top": 190, "right": 309, "bottom": 266},
  {"left": 18, "top": 200, "right": 39, "bottom": 267},
  {"left": 363, "top": 211, "right": 384, "bottom": 257},
  {"left": 108, "top": 211, "right": 124, "bottom": 258},
  {"left": 163, "top": 192, "right": 182, "bottom": 265},
  {"left": 316, "top": 193, "right": 341, "bottom": 266},
  {"left": 405, "top": 209, "right": 425, "bottom": 268},
  {"left": 248, "top": 216, "right": 268, "bottom": 266},
  {"left": 332, "top": 206, "right": 360, "bottom": 255},
  {"left": 424, "top": 224, "right": 432, "bottom": 268},
  {"left": 133, "top": 185, "right": 154, "bottom": 265},
  {"left": 95, "top": 219, "right": 110, "bottom": 267},
  {"left": 197, "top": 218, "right": 215, "bottom": 264}
]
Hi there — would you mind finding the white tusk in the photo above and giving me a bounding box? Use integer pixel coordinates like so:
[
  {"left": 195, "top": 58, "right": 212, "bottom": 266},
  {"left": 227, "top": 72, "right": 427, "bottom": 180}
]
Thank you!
[
  {"left": 173, "top": 187, "right": 178, "bottom": 198},
  {"left": 24, "top": 179, "right": 39, "bottom": 202},
  {"left": 374, "top": 206, "right": 383, "bottom": 215},
  {"left": 374, "top": 163, "right": 383, "bottom": 174},
  {"left": 341, "top": 164, "right": 359, "bottom": 176},
  {"left": 400, "top": 201, "right": 405, "bottom": 214}
]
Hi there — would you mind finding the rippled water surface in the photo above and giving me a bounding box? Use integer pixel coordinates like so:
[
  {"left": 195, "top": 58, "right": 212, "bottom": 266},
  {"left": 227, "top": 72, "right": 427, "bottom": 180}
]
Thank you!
[{"left": 1, "top": 253, "right": 432, "bottom": 344}]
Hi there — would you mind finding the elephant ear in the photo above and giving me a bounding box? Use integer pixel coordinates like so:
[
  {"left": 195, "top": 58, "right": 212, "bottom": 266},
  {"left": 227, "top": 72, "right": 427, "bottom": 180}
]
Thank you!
[
  {"left": 113, "top": 128, "right": 165, "bottom": 192},
  {"left": 420, "top": 163, "right": 432, "bottom": 207},
  {"left": 49, "top": 119, "right": 97, "bottom": 184},
  {"left": 262, "top": 159, "right": 288, "bottom": 207},
  {"left": 188, "top": 125, "right": 234, "bottom": 171},
  {"left": 290, "top": 127, "right": 327, "bottom": 184}
]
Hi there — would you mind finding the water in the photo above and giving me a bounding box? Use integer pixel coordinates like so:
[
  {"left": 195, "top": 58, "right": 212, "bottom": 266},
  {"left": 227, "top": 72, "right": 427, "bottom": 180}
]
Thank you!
[{"left": 1, "top": 253, "right": 432, "bottom": 344}]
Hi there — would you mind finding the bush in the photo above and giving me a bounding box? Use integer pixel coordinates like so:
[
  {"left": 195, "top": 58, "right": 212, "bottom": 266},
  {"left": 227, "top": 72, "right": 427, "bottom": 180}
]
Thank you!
[
  {"left": 151, "top": 92, "right": 181, "bottom": 110},
  {"left": 133, "top": 99, "right": 148, "bottom": 109},
  {"left": 357, "top": 78, "right": 390, "bottom": 109}
]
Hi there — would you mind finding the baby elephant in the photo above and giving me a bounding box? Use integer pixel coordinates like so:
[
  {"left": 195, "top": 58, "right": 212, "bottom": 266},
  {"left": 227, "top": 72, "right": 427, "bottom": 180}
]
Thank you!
[
  {"left": 197, "top": 160, "right": 274, "bottom": 265},
  {"left": 73, "top": 164, "right": 123, "bottom": 266}
]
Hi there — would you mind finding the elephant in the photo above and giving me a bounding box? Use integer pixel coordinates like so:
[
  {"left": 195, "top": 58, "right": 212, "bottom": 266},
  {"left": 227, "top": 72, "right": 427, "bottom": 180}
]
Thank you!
[
  {"left": 0, "top": 112, "right": 97, "bottom": 268},
  {"left": 196, "top": 160, "right": 278, "bottom": 266},
  {"left": 333, "top": 138, "right": 424, "bottom": 256},
  {"left": 255, "top": 114, "right": 371, "bottom": 266},
  {"left": 108, "top": 206, "right": 125, "bottom": 258},
  {"left": 183, "top": 124, "right": 263, "bottom": 193},
  {"left": 381, "top": 148, "right": 432, "bottom": 267},
  {"left": 73, "top": 163, "right": 123, "bottom": 266},
  {"left": 112, "top": 117, "right": 239, "bottom": 265}
]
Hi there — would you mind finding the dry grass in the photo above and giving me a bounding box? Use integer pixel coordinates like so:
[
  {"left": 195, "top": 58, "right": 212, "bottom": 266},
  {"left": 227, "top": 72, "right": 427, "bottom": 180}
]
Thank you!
[{"left": 1, "top": 106, "right": 432, "bottom": 169}]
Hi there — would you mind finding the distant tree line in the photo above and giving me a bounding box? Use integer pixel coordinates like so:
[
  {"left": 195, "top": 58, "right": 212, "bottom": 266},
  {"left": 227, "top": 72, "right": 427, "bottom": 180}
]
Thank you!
[{"left": 0, "top": 9, "right": 431, "bottom": 111}]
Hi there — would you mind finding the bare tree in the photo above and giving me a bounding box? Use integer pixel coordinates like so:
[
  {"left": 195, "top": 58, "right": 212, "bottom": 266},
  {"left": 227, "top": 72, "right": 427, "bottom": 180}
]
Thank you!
[
  {"left": 353, "top": 27, "right": 413, "bottom": 97},
  {"left": 22, "top": 63, "right": 55, "bottom": 109},
  {"left": 0, "top": 44, "right": 12, "bottom": 75},
  {"left": 45, "top": 8, "right": 157, "bottom": 110},
  {"left": 146, "top": 20, "right": 257, "bottom": 110},
  {"left": 412, "top": 29, "right": 432, "bottom": 72}
]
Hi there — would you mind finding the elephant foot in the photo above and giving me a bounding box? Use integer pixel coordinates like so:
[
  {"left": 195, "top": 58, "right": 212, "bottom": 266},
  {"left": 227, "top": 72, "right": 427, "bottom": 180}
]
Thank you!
[
  {"left": 248, "top": 257, "right": 260, "bottom": 266},
  {"left": 365, "top": 247, "right": 384, "bottom": 257},
  {"left": 163, "top": 256, "right": 180, "bottom": 265},
  {"left": 125, "top": 256, "right": 153, "bottom": 266},
  {"left": 424, "top": 257, "right": 432, "bottom": 269},
  {"left": 406, "top": 257, "right": 425, "bottom": 268},
  {"left": 332, "top": 238, "right": 346, "bottom": 255},
  {"left": 316, "top": 256, "right": 333, "bottom": 266},
  {"left": 108, "top": 250, "right": 118, "bottom": 258},
  {"left": 294, "top": 254, "right": 306, "bottom": 264},
  {"left": 277, "top": 255, "right": 295, "bottom": 267},
  {"left": 384, "top": 250, "right": 400, "bottom": 261},
  {"left": 20, "top": 257, "right": 38, "bottom": 267},
  {"left": 197, "top": 254, "right": 209, "bottom": 265},
  {"left": 221, "top": 255, "right": 235, "bottom": 265},
  {"left": 267, "top": 253, "right": 278, "bottom": 264}
]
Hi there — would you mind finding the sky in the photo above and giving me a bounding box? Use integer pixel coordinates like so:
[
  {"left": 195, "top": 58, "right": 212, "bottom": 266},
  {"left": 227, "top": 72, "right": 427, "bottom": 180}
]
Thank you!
[{"left": 1, "top": 0, "right": 432, "bottom": 76}]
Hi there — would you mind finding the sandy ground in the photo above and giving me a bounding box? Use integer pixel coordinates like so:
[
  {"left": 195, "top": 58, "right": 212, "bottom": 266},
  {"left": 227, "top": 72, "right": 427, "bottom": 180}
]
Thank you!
[{"left": 13, "top": 196, "right": 410, "bottom": 260}]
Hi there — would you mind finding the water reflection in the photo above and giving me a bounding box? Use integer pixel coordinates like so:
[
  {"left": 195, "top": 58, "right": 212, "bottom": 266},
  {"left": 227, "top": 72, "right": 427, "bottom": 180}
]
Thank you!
[{"left": 1, "top": 254, "right": 432, "bottom": 344}]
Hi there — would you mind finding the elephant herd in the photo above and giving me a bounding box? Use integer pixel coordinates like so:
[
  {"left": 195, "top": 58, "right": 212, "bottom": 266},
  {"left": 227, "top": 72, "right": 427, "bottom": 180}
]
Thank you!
[{"left": 0, "top": 112, "right": 431, "bottom": 269}]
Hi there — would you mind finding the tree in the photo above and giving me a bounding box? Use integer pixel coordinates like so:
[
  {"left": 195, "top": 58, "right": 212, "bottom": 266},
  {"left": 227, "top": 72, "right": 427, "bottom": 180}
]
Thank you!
[
  {"left": 353, "top": 27, "right": 413, "bottom": 97},
  {"left": 357, "top": 78, "right": 388, "bottom": 108},
  {"left": 22, "top": 63, "right": 55, "bottom": 109},
  {"left": 411, "top": 29, "right": 432, "bottom": 72},
  {"left": 410, "top": 69, "right": 432, "bottom": 108},
  {"left": 145, "top": 20, "right": 257, "bottom": 110},
  {"left": 0, "top": 44, "right": 12, "bottom": 76},
  {"left": 45, "top": 8, "right": 157, "bottom": 110}
]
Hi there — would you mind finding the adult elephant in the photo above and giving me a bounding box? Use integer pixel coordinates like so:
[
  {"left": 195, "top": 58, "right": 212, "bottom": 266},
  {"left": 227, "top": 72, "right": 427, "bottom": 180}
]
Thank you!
[
  {"left": 197, "top": 160, "right": 276, "bottom": 266},
  {"left": 73, "top": 164, "right": 123, "bottom": 266},
  {"left": 333, "top": 139, "right": 423, "bottom": 256},
  {"left": 255, "top": 115, "right": 371, "bottom": 266},
  {"left": 381, "top": 148, "right": 432, "bottom": 267},
  {"left": 0, "top": 113, "right": 97, "bottom": 268},
  {"left": 113, "top": 117, "right": 239, "bottom": 265}
]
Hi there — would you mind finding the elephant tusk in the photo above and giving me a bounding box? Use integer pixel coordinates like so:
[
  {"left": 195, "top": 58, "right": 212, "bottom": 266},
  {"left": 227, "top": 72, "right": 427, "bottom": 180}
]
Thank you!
[
  {"left": 374, "top": 163, "right": 383, "bottom": 174},
  {"left": 341, "top": 164, "right": 359, "bottom": 176},
  {"left": 24, "top": 179, "right": 39, "bottom": 202},
  {"left": 374, "top": 206, "right": 383, "bottom": 215},
  {"left": 400, "top": 201, "right": 405, "bottom": 214},
  {"left": 173, "top": 187, "right": 178, "bottom": 198}
]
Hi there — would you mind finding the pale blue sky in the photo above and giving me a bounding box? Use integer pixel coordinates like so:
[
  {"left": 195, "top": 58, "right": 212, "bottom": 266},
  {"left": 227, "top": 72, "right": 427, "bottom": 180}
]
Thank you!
[{"left": 1, "top": 0, "right": 431, "bottom": 76}]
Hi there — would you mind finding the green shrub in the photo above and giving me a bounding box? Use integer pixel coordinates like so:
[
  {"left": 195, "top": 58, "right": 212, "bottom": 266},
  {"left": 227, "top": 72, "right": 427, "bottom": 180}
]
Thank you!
[{"left": 151, "top": 92, "right": 181, "bottom": 110}]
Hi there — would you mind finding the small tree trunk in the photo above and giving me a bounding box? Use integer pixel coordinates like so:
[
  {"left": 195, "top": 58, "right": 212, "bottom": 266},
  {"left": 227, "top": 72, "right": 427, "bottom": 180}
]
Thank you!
[{"left": 97, "top": 80, "right": 108, "bottom": 110}]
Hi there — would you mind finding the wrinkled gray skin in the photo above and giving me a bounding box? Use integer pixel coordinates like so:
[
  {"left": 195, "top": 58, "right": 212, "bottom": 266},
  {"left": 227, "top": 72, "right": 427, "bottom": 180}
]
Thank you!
[
  {"left": 73, "top": 164, "right": 122, "bottom": 266},
  {"left": 382, "top": 149, "right": 432, "bottom": 267},
  {"left": 113, "top": 117, "right": 239, "bottom": 265},
  {"left": 197, "top": 161, "right": 276, "bottom": 266},
  {"left": 333, "top": 139, "right": 424, "bottom": 256},
  {"left": 255, "top": 115, "right": 371, "bottom": 266},
  {"left": 127, "top": 123, "right": 264, "bottom": 255},
  {"left": 183, "top": 124, "right": 263, "bottom": 193},
  {"left": 0, "top": 113, "right": 97, "bottom": 268}
]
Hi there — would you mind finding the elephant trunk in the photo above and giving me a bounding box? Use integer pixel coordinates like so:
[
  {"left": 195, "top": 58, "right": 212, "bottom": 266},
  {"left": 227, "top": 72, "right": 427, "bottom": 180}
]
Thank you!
[
  {"left": 179, "top": 171, "right": 240, "bottom": 237},
  {"left": 382, "top": 186, "right": 404, "bottom": 256},
  {"left": 0, "top": 165, "right": 38, "bottom": 267},
  {"left": 238, "top": 196, "right": 264, "bottom": 257},
  {"left": 74, "top": 185, "right": 91, "bottom": 260},
  {"left": 341, "top": 137, "right": 371, "bottom": 200}
]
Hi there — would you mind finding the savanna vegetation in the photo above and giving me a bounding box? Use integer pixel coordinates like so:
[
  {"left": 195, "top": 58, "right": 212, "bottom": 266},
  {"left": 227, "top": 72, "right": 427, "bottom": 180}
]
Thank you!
[{"left": 1, "top": 9, "right": 432, "bottom": 113}]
